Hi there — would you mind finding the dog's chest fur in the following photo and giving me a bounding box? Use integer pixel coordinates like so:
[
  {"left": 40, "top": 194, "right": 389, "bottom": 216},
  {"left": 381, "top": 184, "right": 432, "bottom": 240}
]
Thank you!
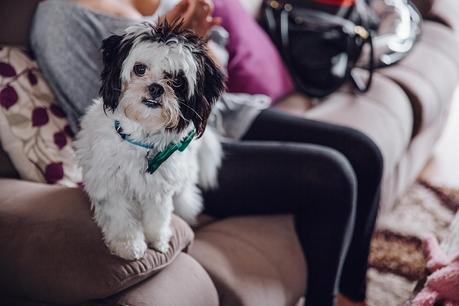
[{"left": 75, "top": 99, "right": 199, "bottom": 203}]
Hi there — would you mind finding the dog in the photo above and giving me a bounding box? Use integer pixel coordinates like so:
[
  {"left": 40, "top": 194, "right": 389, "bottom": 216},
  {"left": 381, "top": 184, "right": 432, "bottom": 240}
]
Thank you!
[{"left": 75, "top": 21, "right": 225, "bottom": 260}]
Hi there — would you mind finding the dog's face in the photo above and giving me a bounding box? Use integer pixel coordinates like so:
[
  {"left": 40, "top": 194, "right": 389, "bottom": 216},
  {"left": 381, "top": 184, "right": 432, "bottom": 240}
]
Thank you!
[{"left": 100, "top": 21, "right": 225, "bottom": 136}]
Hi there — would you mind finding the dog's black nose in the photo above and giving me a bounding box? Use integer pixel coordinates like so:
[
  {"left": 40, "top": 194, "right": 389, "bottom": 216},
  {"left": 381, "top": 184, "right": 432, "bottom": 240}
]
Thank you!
[{"left": 148, "top": 83, "right": 164, "bottom": 99}]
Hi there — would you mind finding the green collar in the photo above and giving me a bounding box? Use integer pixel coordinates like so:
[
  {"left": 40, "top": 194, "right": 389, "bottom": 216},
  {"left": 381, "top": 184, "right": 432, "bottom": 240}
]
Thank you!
[{"left": 114, "top": 120, "right": 196, "bottom": 174}]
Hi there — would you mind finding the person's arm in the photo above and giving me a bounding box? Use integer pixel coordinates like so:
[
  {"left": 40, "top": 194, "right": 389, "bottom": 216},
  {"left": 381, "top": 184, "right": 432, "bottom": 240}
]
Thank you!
[{"left": 131, "top": 0, "right": 161, "bottom": 16}]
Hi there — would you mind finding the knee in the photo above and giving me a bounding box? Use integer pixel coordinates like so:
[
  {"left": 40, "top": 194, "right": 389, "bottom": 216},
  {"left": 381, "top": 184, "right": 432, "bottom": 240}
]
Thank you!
[
  {"left": 340, "top": 128, "right": 384, "bottom": 186},
  {"left": 303, "top": 146, "right": 357, "bottom": 219}
]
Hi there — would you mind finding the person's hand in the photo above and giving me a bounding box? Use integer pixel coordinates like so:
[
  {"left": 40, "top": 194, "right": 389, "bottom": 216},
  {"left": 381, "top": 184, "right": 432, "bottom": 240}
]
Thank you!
[{"left": 164, "top": 0, "right": 222, "bottom": 38}]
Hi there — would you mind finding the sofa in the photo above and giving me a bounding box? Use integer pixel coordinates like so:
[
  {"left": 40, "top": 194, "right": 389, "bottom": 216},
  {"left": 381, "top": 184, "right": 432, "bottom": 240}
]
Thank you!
[{"left": 0, "top": 0, "right": 458, "bottom": 305}]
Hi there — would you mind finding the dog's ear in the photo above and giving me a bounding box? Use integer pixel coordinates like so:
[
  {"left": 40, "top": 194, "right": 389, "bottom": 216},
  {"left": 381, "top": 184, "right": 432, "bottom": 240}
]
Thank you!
[
  {"left": 100, "top": 34, "right": 126, "bottom": 112},
  {"left": 191, "top": 52, "right": 225, "bottom": 137},
  {"left": 202, "top": 54, "right": 226, "bottom": 108}
]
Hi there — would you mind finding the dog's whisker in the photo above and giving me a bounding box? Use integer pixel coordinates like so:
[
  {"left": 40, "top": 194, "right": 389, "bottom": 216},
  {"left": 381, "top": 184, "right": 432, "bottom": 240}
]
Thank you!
[
  {"left": 178, "top": 101, "right": 203, "bottom": 121},
  {"left": 178, "top": 113, "right": 189, "bottom": 124}
]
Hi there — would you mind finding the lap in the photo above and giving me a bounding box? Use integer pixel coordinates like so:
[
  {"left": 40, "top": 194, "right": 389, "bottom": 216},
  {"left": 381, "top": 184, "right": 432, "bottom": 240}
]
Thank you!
[
  {"left": 243, "top": 107, "right": 384, "bottom": 187},
  {"left": 202, "top": 140, "right": 356, "bottom": 218}
]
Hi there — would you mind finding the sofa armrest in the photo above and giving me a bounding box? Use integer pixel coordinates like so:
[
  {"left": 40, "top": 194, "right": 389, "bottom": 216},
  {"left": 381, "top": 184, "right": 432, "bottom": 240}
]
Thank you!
[{"left": 0, "top": 179, "right": 194, "bottom": 305}]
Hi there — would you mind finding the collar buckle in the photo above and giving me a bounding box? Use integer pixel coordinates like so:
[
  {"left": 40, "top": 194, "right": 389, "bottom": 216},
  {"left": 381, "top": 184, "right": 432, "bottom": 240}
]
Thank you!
[{"left": 114, "top": 120, "right": 196, "bottom": 174}]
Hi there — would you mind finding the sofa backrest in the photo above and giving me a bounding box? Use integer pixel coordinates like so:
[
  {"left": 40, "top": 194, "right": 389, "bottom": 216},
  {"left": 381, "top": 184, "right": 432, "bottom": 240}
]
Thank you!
[
  {"left": 0, "top": 146, "right": 19, "bottom": 179},
  {"left": 0, "top": 0, "right": 42, "bottom": 47},
  {"left": 1, "top": 0, "right": 42, "bottom": 178}
]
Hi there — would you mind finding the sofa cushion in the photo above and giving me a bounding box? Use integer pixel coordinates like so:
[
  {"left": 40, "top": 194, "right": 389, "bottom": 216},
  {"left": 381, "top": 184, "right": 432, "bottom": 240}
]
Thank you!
[
  {"left": 0, "top": 47, "right": 81, "bottom": 187},
  {"left": 379, "top": 23, "right": 459, "bottom": 135},
  {"left": 0, "top": 179, "right": 194, "bottom": 305},
  {"left": 213, "top": 0, "right": 294, "bottom": 101},
  {"left": 0, "top": 0, "right": 41, "bottom": 46},
  {"left": 393, "top": 31, "right": 459, "bottom": 105},
  {"left": 190, "top": 215, "right": 306, "bottom": 306},
  {"left": 421, "top": 21, "right": 459, "bottom": 70},
  {"left": 428, "top": 0, "right": 459, "bottom": 32},
  {"left": 108, "top": 253, "right": 219, "bottom": 306},
  {"left": 304, "top": 74, "right": 413, "bottom": 178}
]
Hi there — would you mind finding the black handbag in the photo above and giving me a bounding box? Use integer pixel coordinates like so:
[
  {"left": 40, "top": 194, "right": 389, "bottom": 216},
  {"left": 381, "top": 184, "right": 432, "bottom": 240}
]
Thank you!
[{"left": 262, "top": 0, "right": 376, "bottom": 98}]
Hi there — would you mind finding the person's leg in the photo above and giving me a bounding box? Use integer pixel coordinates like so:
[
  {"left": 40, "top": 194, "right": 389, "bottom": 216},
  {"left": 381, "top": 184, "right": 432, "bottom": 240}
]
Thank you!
[
  {"left": 243, "top": 108, "right": 384, "bottom": 301},
  {"left": 203, "top": 141, "right": 357, "bottom": 306}
]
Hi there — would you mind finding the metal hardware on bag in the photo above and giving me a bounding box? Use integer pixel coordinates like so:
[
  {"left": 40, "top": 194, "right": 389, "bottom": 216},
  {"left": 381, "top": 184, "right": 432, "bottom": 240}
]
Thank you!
[
  {"left": 354, "top": 25, "right": 369, "bottom": 39},
  {"left": 269, "top": 1, "right": 293, "bottom": 12},
  {"left": 294, "top": 16, "right": 304, "bottom": 25},
  {"left": 270, "top": 0, "right": 280, "bottom": 9}
]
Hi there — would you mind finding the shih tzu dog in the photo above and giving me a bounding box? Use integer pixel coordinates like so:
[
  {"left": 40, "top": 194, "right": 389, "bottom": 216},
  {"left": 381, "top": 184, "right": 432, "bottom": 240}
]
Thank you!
[{"left": 75, "top": 21, "right": 225, "bottom": 260}]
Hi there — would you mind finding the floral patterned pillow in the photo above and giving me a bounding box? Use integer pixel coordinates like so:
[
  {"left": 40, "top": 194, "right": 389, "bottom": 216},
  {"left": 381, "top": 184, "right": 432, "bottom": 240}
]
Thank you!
[{"left": 0, "top": 47, "right": 82, "bottom": 187}]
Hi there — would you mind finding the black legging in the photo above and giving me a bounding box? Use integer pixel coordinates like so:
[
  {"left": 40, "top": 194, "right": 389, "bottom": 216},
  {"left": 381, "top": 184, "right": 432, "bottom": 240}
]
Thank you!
[{"left": 203, "top": 108, "right": 383, "bottom": 305}]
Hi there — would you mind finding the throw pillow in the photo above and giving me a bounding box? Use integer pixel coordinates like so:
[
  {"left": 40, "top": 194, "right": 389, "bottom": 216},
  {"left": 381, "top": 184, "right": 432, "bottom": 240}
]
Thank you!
[
  {"left": 0, "top": 46, "right": 81, "bottom": 187},
  {"left": 213, "top": 0, "right": 295, "bottom": 102}
]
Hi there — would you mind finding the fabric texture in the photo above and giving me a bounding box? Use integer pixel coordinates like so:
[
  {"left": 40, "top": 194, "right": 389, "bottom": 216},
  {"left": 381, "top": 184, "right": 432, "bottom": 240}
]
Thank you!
[
  {"left": 0, "top": 47, "right": 82, "bottom": 186},
  {"left": 0, "top": 0, "right": 41, "bottom": 46},
  {"left": 0, "top": 179, "right": 194, "bottom": 305},
  {"left": 212, "top": 0, "right": 295, "bottom": 101},
  {"left": 428, "top": 0, "right": 459, "bottom": 32},
  {"left": 0, "top": 145, "right": 19, "bottom": 179},
  {"left": 380, "top": 21, "right": 459, "bottom": 136},
  {"left": 366, "top": 180, "right": 459, "bottom": 306},
  {"left": 411, "top": 234, "right": 459, "bottom": 306},
  {"left": 191, "top": 215, "right": 307, "bottom": 306}
]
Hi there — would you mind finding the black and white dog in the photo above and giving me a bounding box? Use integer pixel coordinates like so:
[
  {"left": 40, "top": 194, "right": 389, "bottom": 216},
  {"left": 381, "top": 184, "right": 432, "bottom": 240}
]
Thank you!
[{"left": 75, "top": 21, "right": 225, "bottom": 260}]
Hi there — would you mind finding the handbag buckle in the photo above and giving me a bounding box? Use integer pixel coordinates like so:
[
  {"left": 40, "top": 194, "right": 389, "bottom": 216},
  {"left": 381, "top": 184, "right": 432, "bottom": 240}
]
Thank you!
[
  {"left": 270, "top": 1, "right": 280, "bottom": 9},
  {"left": 354, "top": 25, "right": 369, "bottom": 39},
  {"left": 269, "top": 1, "right": 293, "bottom": 12}
]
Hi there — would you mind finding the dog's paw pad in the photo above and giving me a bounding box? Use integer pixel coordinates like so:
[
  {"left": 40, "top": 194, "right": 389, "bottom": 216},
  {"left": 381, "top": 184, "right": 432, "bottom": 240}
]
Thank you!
[{"left": 108, "top": 238, "right": 147, "bottom": 260}]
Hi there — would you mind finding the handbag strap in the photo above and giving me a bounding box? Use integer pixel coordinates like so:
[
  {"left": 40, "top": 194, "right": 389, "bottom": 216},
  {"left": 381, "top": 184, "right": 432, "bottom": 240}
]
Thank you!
[{"left": 350, "top": 24, "right": 374, "bottom": 93}]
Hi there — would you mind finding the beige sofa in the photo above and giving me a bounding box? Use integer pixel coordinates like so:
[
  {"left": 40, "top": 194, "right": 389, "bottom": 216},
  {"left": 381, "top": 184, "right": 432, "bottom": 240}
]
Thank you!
[{"left": 1, "top": 0, "right": 458, "bottom": 305}]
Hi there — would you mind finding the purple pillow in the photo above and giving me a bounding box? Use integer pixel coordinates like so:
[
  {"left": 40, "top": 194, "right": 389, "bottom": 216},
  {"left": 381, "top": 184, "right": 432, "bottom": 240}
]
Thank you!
[{"left": 213, "top": 0, "right": 294, "bottom": 102}]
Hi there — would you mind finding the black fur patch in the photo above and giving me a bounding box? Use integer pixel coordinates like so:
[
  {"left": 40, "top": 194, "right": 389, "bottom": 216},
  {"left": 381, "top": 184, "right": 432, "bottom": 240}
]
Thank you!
[
  {"left": 100, "top": 34, "right": 134, "bottom": 112},
  {"left": 187, "top": 50, "right": 225, "bottom": 137}
]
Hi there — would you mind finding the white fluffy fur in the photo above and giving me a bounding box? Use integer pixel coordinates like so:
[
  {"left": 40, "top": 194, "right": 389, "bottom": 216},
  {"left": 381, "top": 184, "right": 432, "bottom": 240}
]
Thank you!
[
  {"left": 74, "top": 28, "right": 222, "bottom": 260},
  {"left": 75, "top": 99, "right": 222, "bottom": 259}
]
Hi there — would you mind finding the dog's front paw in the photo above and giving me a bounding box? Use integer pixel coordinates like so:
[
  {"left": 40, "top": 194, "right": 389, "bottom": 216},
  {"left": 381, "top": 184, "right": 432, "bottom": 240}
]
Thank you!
[
  {"left": 107, "top": 237, "right": 148, "bottom": 260},
  {"left": 146, "top": 227, "right": 172, "bottom": 254},
  {"left": 150, "top": 239, "right": 170, "bottom": 254}
]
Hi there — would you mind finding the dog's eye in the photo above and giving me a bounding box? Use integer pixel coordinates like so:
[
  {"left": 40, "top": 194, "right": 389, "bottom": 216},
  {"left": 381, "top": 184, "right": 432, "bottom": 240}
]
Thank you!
[
  {"left": 133, "top": 64, "right": 147, "bottom": 76},
  {"left": 173, "top": 75, "right": 184, "bottom": 88}
]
